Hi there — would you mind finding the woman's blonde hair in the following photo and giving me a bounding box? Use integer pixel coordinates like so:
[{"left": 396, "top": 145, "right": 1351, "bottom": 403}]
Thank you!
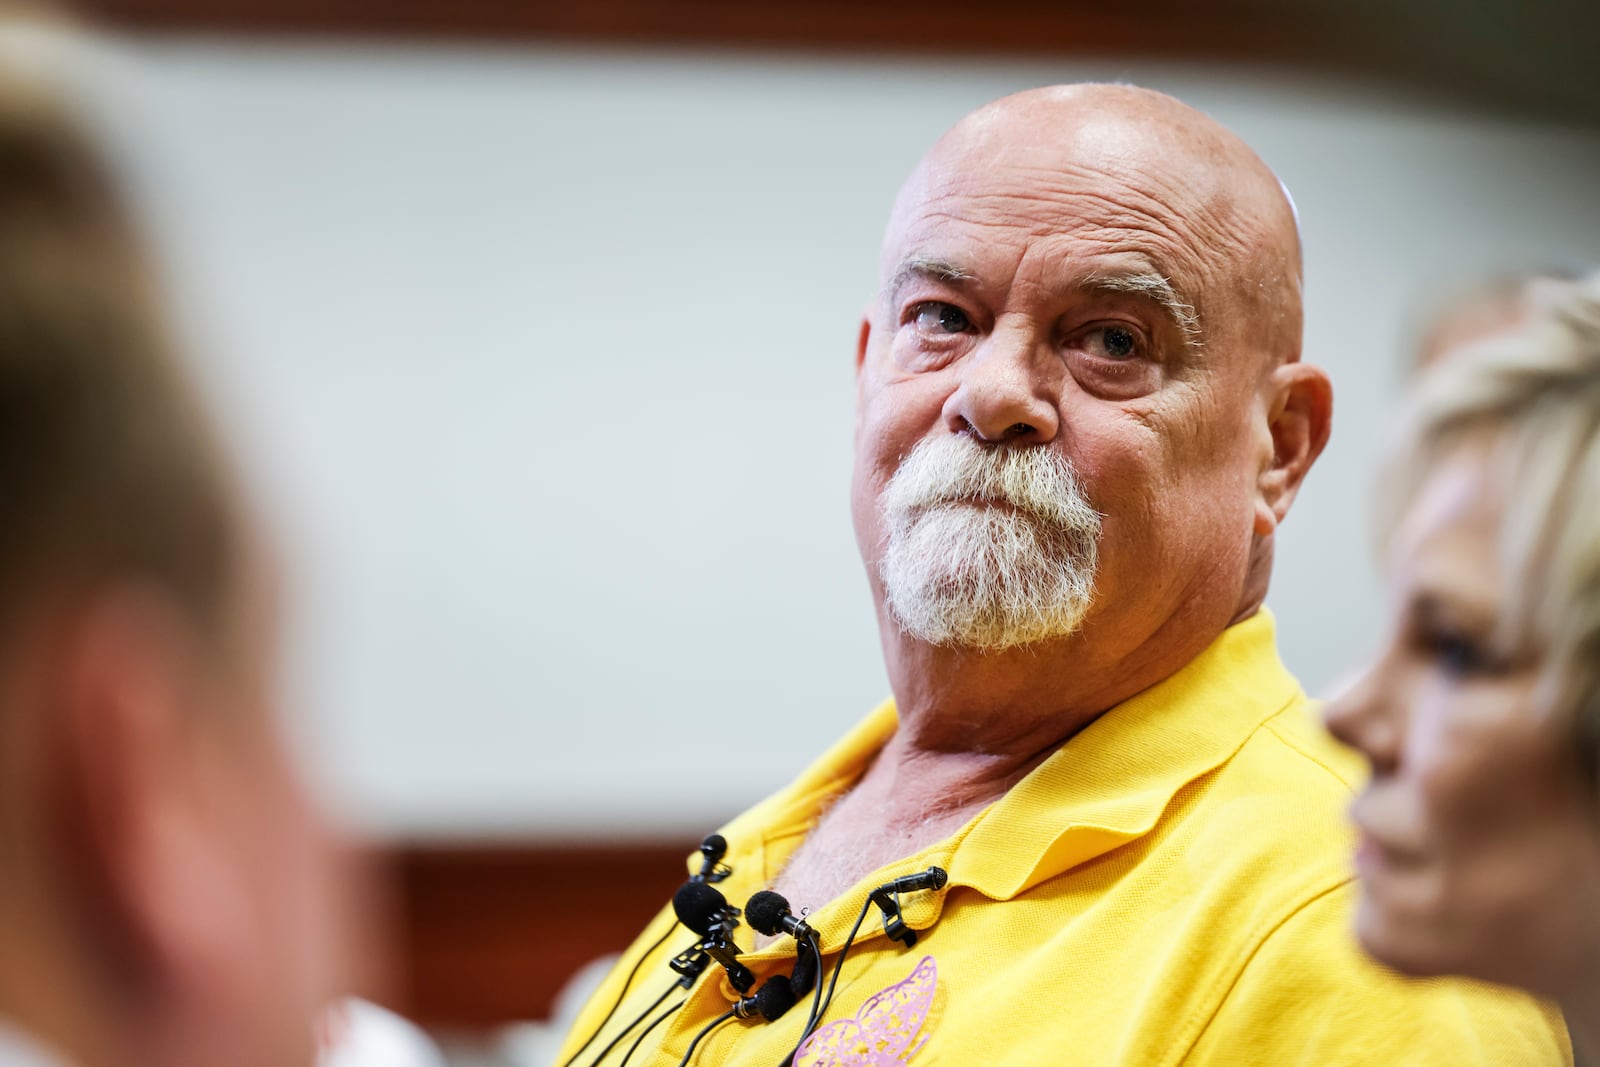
[{"left": 1383, "top": 272, "right": 1600, "bottom": 781}]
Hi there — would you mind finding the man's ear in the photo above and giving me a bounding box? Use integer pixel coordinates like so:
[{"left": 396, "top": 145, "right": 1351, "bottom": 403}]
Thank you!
[
  {"left": 50, "top": 587, "right": 244, "bottom": 996},
  {"left": 1253, "top": 362, "right": 1333, "bottom": 537},
  {"left": 856, "top": 306, "right": 874, "bottom": 374}
]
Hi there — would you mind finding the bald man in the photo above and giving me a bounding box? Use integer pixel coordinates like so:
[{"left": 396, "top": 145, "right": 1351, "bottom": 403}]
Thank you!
[{"left": 556, "top": 86, "right": 1569, "bottom": 1066}]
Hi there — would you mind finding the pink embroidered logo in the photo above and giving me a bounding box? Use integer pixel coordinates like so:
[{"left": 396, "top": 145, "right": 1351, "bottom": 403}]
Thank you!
[{"left": 792, "top": 955, "right": 937, "bottom": 1067}]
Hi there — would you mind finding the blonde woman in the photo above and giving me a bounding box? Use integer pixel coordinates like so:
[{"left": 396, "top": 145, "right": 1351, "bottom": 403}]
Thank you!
[{"left": 1325, "top": 272, "right": 1600, "bottom": 1053}]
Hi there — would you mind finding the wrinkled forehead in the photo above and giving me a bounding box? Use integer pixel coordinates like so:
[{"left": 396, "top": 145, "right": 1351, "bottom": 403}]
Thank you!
[
  {"left": 883, "top": 103, "right": 1305, "bottom": 329},
  {"left": 880, "top": 108, "right": 1278, "bottom": 308}
]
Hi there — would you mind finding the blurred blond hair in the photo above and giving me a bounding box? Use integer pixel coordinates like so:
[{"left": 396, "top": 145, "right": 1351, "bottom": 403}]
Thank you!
[
  {"left": 1384, "top": 271, "right": 1600, "bottom": 782},
  {"left": 1414, "top": 269, "right": 1594, "bottom": 372}
]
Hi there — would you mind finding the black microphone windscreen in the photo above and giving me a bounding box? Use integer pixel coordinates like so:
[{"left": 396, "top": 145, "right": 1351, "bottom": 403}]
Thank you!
[
  {"left": 745, "top": 890, "right": 791, "bottom": 937},
  {"left": 755, "top": 976, "right": 797, "bottom": 1022},
  {"left": 673, "top": 880, "right": 726, "bottom": 936}
]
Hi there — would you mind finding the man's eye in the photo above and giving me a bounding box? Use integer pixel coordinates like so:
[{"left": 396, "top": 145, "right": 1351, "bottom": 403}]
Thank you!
[
  {"left": 910, "top": 302, "right": 972, "bottom": 335},
  {"left": 1083, "top": 325, "right": 1140, "bottom": 360}
]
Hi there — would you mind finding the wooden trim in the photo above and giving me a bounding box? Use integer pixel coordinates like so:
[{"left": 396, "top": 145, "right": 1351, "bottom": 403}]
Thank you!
[
  {"left": 392, "top": 840, "right": 693, "bottom": 1028},
  {"left": 75, "top": 0, "right": 1331, "bottom": 60},
  {"left": 67, "top": 0, "right": 1600, "bottom": 126}
]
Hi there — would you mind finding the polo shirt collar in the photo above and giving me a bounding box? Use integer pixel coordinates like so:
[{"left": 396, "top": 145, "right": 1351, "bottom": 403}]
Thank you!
[{"left": 953, "top": 607, "right": 1300, "bottom": 900}]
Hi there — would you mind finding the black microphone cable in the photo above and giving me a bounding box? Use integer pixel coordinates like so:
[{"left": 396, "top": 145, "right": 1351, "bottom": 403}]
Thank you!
[
  {"left": 617, "top": 992, "right": 690, "bottom": 1067},
  {"left": 744, "top": 890, "right": 826, "bottom": 1054},
  {"left": 780, "top": 868, "right": 947, "bottom": 1067},
  {"left": 780, "top": 894, "right": 877, "bottom": 1067},
  {"left": 616, "top": 936, "right": 802, "bottom": 1067},
  {"left": 584, "top": 979, "right": 682, "bottom": 1067},
  {"left": 794, "top": 930, "right": 824, "bottom": 1050},
  {"left": 674, "top": 1008, "right": 738, "bottom": 1067},
  {"left": 563, "top": 833, "right": 731, "bottom": 1067},
  {"left": 558, "top": 924, "right": 676, "bottom": 1067}
]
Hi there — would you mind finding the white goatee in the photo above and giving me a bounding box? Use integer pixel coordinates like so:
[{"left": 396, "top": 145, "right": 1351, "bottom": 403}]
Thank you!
[{"left": 879, "top": 434, "right": 1102, "bottom": 650}]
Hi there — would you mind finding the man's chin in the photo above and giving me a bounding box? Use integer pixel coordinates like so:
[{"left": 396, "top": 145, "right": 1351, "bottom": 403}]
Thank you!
[
  {"left": 885, "top": 594, "right": 1091, "bottom": 652},
  {"left": 878, "top": 506, "right": 1097, "bottom": 650}
]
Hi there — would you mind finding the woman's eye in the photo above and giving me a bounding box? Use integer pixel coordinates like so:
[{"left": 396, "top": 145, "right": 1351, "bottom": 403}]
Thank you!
[
  {"left": 1426, "top": 629, "right": 1501, "bottom": 679},
  {"left": 1083, "top": 325, "right": 1140, "bottom": 360},
  {"left": 910, "top": 302, "right": 972, "bottom": 335},
  {"left": 1434, "top": 633, "right": 1483, "bottom": 676}
]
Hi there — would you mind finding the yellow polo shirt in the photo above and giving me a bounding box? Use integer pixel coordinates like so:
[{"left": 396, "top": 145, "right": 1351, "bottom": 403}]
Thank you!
[{"left": 558, "top": 611, "right": 1569, "bottom": 1066}]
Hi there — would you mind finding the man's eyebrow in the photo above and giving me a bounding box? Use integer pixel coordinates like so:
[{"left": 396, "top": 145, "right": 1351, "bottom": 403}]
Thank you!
[
  {"left": 884, "top": 256, "right": 977, "bottom": 301},
  {"left": 1085, "top": 270, "right": 1203, "bottom": 349}
]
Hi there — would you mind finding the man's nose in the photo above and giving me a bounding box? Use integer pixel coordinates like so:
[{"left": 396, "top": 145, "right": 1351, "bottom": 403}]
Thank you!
[
  {"left": 943, "top": 328, "right": 1061, "bottom": 444},
  {"left": 1323, "top": 663, "right": 1403, "bottom": 776}
]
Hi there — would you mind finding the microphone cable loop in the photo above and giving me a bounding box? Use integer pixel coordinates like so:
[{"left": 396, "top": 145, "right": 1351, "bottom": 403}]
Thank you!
[{"left": 792, "top": 931, "right": 825, "bottom": 1056}]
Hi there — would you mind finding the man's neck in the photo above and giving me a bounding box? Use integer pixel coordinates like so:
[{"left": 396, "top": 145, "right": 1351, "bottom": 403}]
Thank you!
[
  {"left": 877, "top": 603, "right": 1245, "bottom": 769},
  {"left": 770, "top": 592, "right": 1262, "bottom": 916},
  {"left": 767, "top": 620, "right": 1217, "bottom": 916},
  {"left": 767, "top": 730, "right": 1039, "bottom": 920}
]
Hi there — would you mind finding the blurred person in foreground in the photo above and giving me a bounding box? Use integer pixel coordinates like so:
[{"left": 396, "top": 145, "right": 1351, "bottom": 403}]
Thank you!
[
  {"left": 0, "top": 61, "right": 360, "bottom": 1067},
  {"left": 556, "top": 85, "right": 1567, "bottom": 1067},
  {"left": 1326, "top": 271, "right": 1600, "bottom": 1056}
]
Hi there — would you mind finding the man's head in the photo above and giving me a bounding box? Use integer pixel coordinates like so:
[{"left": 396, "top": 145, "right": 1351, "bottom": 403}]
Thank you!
[
  {"left": 853, "top": 84, "right": 1330, "bottom": 684},
  {"left": 0, "top": 74, "right": 352, "bottom": 1067}
]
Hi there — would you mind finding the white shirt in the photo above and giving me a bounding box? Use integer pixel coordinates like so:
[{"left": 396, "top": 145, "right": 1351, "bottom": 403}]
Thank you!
[
  {"left": 316, "top": 1000, "right": 445, "bottom": 1067},
  {"left": 0, "top": 1021, "right": 66, "bottom": 1067},
  {"left": 0, "top": 1002, "right": 442, "bottom": 1067}
]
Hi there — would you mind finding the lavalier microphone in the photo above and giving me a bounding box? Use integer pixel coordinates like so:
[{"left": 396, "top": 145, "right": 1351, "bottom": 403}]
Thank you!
[
  {"left": 745, "top": 890, "right": 815, "bottom": 942},
  {"left": 694, "top": 833, "right": 731, "bottom": 884},
  {"left": 733, "top": 975, "right": 798, "bottom": 1022}
]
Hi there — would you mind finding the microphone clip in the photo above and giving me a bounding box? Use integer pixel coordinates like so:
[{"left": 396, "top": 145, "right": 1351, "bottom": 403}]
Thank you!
[
  {"left": 870, "top": 891, "right": 919, "bottom": 948},
  {"left": 702, "top": 906, "right": 756, "bottom": 993},
  {"left": 867, "top": 866, "right": 949, "bottom": 949},
  {"left": 668, "top": 946, "right": 712, "bottom": 988}
]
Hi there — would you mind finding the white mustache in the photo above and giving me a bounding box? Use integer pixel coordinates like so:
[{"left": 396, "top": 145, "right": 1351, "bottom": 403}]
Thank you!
[{"left": 882, "top": 435, "right": 1102, "bottom": 537}]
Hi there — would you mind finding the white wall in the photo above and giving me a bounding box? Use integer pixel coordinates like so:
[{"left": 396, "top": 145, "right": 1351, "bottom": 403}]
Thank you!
[{"left": 66, "top": 37, "right": 1600, "bottom": 838}]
